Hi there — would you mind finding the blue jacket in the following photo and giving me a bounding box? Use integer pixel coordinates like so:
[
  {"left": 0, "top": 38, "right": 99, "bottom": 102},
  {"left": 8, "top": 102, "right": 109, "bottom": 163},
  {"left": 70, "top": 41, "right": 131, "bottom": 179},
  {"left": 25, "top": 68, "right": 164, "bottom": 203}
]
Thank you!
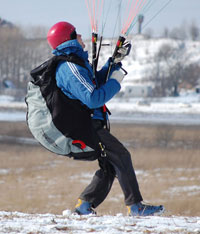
[{"left": 53, "top": 39, "right": 121, "bottom": 120}]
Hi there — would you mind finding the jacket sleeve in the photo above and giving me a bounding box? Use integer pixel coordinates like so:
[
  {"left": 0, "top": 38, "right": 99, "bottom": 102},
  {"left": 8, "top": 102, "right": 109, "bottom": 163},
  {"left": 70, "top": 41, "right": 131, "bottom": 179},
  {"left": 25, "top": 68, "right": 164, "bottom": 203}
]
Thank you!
[{"left": 56, "top": 61, "right": 121, "bottom": 109}]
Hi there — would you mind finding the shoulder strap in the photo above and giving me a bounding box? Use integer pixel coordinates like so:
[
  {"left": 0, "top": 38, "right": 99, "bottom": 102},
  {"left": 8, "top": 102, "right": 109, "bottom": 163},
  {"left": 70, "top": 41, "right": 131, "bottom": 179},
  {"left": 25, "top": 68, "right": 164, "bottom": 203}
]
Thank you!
[
  {"left": 57, "top": 54, "right": 86, "bottom": 68},
  {"left": 30, "top": 54, "right": 87, "bottom": 84}
]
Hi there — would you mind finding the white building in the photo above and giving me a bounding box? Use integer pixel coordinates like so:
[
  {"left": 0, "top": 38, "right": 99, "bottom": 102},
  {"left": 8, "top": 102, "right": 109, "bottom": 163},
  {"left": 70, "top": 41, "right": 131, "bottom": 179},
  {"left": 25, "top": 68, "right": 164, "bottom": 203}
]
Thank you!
[{"left": 121, "top": 83, "right": 153, "bottom": 97}]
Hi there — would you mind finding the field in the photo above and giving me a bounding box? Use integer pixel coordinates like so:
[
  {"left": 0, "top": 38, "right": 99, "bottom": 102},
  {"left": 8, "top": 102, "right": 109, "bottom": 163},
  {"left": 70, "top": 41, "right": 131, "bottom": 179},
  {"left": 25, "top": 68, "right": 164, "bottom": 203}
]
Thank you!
[{"left": 0, "top": 121, "right": 199, "bottom": 217}]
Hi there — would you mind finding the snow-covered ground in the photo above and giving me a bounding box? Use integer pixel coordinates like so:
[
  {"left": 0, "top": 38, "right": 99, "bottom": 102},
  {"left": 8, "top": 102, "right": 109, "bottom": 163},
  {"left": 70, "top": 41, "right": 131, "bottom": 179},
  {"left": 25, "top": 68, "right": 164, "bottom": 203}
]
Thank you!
[
  {"left": 107, "top": 93, "right": 200, "bottom": 125},
  {"left": 0, "top": 211, "right": 199, "bottom": 234},
  {"left": 0, "top": 92, "right": 200, "bottom": 125}
]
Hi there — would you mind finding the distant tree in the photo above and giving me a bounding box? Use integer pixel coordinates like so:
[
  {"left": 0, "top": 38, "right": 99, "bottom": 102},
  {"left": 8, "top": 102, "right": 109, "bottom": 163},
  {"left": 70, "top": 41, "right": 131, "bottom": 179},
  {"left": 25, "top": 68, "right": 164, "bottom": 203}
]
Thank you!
[
  {"left": 0, "top": 27, "right": 23, "bottom": 84},
  {"left": 162, "top": 27, "right": 169, "bottom": 38},
  {"left": 148, "top": 54, "right": 168, "bottom": 97},
  {"left": 148, "top": 42, "right": 190, "bottom": 97},
  {"left": 148, "top": 40, "right": 200, "bottom": 97},
  {"left": 169, "top": 24, "right": 188, "bottom": 40},
  {"left": 0, "top": 17, "right": 14, "bottom": 28},
  {"left": 144, "top": 28, "right": 154, "bottom": 39},
  {"left": 189, "top": 21, "right": 200, "bottom": 41},
  {"left": 0, "top": 25, "right": 50, "bottom": 96},
  {"left": 183, "top": 63, "right": 200, "bottom": 88},
  {"left": 22, "top": 25, "right": 48, "bottom": 39}
]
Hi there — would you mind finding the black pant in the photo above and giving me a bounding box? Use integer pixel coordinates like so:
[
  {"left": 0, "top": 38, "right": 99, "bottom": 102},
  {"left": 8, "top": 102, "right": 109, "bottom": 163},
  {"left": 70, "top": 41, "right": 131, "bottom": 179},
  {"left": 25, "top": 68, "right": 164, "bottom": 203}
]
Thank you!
[{"left": 80, "top": 120, "right": 143, "bottom": 208}]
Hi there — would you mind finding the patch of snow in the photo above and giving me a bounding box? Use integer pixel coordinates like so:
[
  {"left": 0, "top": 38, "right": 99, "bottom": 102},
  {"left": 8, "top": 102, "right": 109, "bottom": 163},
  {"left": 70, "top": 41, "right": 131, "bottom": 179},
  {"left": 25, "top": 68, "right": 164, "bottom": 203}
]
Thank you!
[
  {"left": 69, "top": 172, "right": 94, "bottom": 184},
  {"left": 0, "top": 211, "right": 199, "bottom": 234},
  {"left": 166, "top": 186, "right": 200, "bottom": 196},
  {"left": 0, "top": 92, "right": 200, "bottom": 125},
  {"left": 0, "top": 169, "right": 11, "bottom": 175},
  {"left": 0, "top": 112, "right": 26, "bottom": 122},
  {"left": 0, "top": 95, "right": 15, "bottom": 102}
]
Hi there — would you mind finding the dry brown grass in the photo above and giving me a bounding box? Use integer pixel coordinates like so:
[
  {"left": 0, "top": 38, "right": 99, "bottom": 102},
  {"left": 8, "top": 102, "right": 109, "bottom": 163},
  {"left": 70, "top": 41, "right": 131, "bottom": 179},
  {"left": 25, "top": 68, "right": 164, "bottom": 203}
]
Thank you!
[{"left": 0, "top": 121, "right": 199, "bottom": 217}]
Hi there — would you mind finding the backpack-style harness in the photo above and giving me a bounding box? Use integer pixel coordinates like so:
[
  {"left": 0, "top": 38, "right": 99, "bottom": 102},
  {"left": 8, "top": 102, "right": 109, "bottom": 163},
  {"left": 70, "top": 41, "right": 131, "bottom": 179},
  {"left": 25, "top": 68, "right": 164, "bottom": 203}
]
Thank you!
[{"left": 25, "top": 54, "right": 105, "bottom": 161}]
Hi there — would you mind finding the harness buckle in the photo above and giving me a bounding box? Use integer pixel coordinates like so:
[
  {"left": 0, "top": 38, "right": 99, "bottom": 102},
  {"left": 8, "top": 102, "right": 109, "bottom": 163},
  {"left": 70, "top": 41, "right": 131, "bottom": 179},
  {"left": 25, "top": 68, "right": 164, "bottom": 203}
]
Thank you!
[{"left": 99, "top": 142, "right": 107, "bottom": 157}]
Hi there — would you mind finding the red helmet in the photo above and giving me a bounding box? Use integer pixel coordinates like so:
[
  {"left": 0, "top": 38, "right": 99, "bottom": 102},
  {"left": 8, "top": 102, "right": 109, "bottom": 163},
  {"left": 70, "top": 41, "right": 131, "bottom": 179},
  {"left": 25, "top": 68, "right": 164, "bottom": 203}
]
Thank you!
[{"left": 47, "top": 21, "right": 77, "bottom": 49}]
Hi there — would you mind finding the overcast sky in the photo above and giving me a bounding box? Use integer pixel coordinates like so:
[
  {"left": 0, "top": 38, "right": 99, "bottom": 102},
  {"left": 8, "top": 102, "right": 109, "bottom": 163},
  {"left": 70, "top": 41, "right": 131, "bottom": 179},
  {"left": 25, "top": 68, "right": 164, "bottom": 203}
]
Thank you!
[{"left": 1, "top": 0, "right": 200, "bottom": 38}]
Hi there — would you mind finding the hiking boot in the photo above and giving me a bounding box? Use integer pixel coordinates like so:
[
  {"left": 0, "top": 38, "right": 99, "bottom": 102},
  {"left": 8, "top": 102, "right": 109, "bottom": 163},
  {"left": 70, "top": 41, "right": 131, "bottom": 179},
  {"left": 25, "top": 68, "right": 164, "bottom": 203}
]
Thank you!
[
  {"left": 74, "top": 199, "right": 96, "bottom": 215},
  {"left": 127, "top": 202, "right": 165, "bottom": 216}
]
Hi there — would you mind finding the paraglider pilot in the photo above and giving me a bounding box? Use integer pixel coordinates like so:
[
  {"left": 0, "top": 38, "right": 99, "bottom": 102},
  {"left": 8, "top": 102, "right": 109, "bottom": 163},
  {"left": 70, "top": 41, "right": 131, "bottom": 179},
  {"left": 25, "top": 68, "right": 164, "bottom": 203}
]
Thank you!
[{"left": 46, "top": 21, "right": 164, "bottom": 216}]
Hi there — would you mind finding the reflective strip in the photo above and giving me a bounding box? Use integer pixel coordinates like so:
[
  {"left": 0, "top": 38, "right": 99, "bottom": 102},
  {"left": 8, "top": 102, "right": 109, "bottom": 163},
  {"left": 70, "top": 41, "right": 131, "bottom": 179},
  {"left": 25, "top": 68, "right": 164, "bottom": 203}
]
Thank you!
[{"left": 67, "top": 62, "right": 94, "bottom": 93}]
